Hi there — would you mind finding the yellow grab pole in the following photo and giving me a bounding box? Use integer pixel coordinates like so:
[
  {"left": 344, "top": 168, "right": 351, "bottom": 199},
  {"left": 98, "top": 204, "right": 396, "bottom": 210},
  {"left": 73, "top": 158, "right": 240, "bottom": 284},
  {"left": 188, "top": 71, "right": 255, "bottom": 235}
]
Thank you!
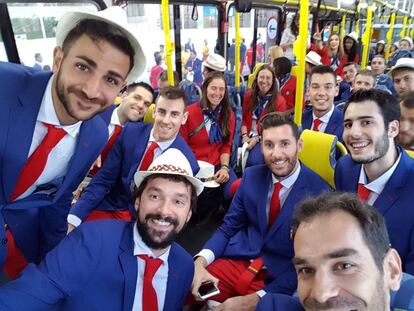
[
  {"left": 161, "top": 0, "right": 174, "bottom": 86},
  {"left": 411, "top": 18, "right": 414, "bottom": 38},
  {"left": 355, "top": 4, "right": 361, "bottom": 35},
  {"left": 235, "top": 12, "right": 241, "bottom": 88},
  {"left": 361, "top": 5, "right": 374, "bottom": 69},
  {"left": 341, "top": 14, "right": 346, "bottom": 39},
  {"left": 401, "top": 15, "right": 408, "bottom": 38},
  {"left": 385, "top": 12, "right": 396, "bottom": 62},
  {"left": 293, "top": 0, "right": 309, "bottom": 127}
]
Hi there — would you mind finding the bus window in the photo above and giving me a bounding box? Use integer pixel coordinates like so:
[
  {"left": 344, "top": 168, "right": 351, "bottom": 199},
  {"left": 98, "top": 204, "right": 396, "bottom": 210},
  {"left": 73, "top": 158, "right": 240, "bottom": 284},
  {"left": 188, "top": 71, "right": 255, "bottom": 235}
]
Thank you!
[{"left": 0, "top": 32, "right": 7, "bottom": 62}]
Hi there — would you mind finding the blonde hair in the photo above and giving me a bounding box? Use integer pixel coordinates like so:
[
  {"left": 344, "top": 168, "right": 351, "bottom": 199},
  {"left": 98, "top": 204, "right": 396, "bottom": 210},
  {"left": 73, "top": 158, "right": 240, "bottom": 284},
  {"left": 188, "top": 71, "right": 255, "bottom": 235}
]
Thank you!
[{"left": 268, "top": 45, "right": 284, "bottom": 64}]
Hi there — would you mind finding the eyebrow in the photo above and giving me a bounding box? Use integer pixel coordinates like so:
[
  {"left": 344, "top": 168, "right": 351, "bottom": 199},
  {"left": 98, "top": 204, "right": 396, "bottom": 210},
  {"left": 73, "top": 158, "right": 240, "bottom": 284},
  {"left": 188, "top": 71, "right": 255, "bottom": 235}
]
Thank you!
[
  {"left": 343, "top": 116, "right": 375, "bottom": 122},
  {"left": 77, "top": 55, "right": 125, "bottom": 80},
  {"left": 293, "top": 248, "right": 360, "bottom": 265}
]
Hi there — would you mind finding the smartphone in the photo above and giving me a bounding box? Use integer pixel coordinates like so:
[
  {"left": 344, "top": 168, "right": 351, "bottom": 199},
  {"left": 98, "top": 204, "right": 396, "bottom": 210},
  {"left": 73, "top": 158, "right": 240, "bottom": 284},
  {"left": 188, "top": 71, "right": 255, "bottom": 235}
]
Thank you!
[{"left": 198, "top": 281, "right": 220, "bottom": 300}]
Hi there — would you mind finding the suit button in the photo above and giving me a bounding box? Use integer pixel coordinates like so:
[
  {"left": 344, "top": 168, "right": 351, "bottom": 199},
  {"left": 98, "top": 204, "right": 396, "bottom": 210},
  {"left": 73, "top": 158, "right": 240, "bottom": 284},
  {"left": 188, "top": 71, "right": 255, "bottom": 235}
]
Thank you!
[{"left": 1, "top": 238, "right": 8, "bottom": 245}]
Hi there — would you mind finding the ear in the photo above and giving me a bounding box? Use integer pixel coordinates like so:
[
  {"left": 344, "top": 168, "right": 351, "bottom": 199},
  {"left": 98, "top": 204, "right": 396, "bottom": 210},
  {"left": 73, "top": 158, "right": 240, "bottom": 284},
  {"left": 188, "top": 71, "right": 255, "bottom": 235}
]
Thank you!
[
  {"left": 134, "top": 197, "right": 140, "bottom": 212},
  {"left": 388, "top": 120, "right": 400, "bottom": 138},
  {"left": 185, "top": 209, "right": 192, "bottom": 223},
  {"left": 120, "top": 90, "right": 129, "bottom": 103},
  {"left": 181, "top": 111, "right": 189, "bottom": 125},
  {"left": 297, "top": 137, "right": 304, "bottom": 153},
  {"left": 383, "top": 248, "right": 403, "bottom": 291},
  {"left": 334, "top": 83, "right": 339, "bottom": 97},
  {"left": 53, "top": 47, "right": 63, "bottom": 73}
]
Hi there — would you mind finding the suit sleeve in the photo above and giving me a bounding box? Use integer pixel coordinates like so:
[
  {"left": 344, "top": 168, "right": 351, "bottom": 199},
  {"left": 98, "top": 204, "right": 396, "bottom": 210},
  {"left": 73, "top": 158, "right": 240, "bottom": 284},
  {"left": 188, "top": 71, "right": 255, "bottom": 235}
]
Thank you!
[
  {"left": 0, "top": 225, "right": 102, "bottom": 310},
  {"left": 334, "top": 157, "right": 344, "bottom": 191},
  {"left": 203, "top": 174, "right": 249, "bottom": 258},
  {"left": 69, "top": 130, "right": 126, "bottom": 221},
  {"left": 241, "top": 91, "right": 251, "bottom": 131}
]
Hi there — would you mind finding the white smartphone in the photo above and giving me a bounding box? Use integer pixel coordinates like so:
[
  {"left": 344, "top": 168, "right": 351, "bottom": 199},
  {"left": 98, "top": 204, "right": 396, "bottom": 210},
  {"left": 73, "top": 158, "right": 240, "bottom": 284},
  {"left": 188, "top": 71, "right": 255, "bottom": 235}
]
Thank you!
[{"left": 198, "top": 281, "right": 220, "bottom": 300}]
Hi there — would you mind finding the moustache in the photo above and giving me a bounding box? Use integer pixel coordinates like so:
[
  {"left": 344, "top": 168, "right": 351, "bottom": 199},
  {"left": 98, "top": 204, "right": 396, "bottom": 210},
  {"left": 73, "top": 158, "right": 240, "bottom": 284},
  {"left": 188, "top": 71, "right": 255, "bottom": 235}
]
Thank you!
[
  {"left": 67, "top": 85, "right": 104, "bottom": 106},
  {"left": 303, "top": 297, "right": 365, "bottom": 310},
  {"left": 145, "top": 213, "right": 178, "bottom": 227}
]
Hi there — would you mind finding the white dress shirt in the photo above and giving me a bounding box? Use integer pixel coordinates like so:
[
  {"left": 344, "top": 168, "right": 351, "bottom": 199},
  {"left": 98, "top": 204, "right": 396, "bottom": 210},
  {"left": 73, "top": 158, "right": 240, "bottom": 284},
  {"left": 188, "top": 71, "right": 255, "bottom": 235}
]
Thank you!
[
  {"left": 108, "top": 106, "right": 123, "bottom": 137},
  {"left": 312, "top": 104, "right": 334, "bottom": 133},
  {"left": 358, "top": 152, "right": 401, "bottom": 205},
  {"left": 137, "top": 129, "right": 175, "bottom": 170},
  {"left": 132, "top": 225, "right": 170, "bottom": 311},
  {"left": 16, "top": 76, "right": 82, "bottom": 200}
]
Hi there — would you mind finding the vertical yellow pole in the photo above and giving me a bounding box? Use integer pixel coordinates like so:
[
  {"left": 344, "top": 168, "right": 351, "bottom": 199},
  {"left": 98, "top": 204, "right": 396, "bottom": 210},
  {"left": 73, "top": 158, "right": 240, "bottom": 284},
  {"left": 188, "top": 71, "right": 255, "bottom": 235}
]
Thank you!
[
  {"left": 235, "top": 12, "right": 241, "bottom": 88},
  {"left": 401, "top": 15, "right": 408, "bottom": 38},
  {"left": 361, "top": 5, "right": 373, "bottom": 69},
  {"left": 411, "top": 18, "right": 414, "bottom": 38},
  {"left": 341, "top": 14, "right": 347, "bottom": 39},
  {"left": 385, "top": 12, "right": 396, "bottom": 62},
  {"left": 293, "top": 0, "right": 309, "bottom": 127},
  {"left": 355, "top": 4, "right": 361, "bottom": 35},
  {"left": 161, "top": 0, "right": 174, "bottom": 85}
]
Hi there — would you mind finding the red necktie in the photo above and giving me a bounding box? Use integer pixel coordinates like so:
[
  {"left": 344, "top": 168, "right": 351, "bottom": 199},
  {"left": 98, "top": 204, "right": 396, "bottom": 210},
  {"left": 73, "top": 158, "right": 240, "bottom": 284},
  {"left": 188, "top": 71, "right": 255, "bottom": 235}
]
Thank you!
[
  {"left": 140, "top": 142, "right": 159, "bottom": 171},
  {"left": 312, "top": 118, "right": 322, "bottom": 132},
  {"left": 138, "top": 255, "right": 163, "bottom": 311},
  {"left": 268, "top": 182, "right": 283, "bottom": 228},
  {"left": 101, "top": 125, "right": 122, "bottom": 163},
  {"left": 10, "top": 123, "right": 66, "bottom": 201},
  {"left": 357, "top": 183, "right": 371, "bottom": 202}
]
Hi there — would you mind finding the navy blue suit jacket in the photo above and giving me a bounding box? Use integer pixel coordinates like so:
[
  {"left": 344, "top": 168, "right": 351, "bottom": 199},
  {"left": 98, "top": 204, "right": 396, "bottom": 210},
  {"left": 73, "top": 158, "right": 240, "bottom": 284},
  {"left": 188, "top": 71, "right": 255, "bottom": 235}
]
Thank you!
[
  {"left": 70, "top": 122, "right": 199, "bottom": 221},
  {"left": 0, "top": 221, "right": 194, "bottom": 311},
  {"left": 0, "top": 62, "right": 108, "bottom": 263},
  {"left": 302, "top": 106, "right": 344, "bottom": 142},
  {"left": 204, "top": 164, "right": 331, "bottom": 294},
  {"left": 335, "top": 149, "right": 414, "bottom": 273},
  {"left": 98, "top": 104, "right": 117, "bottom": 126},
  {"left": 256, "top": 293, "right": 303, "bottom": 310}
]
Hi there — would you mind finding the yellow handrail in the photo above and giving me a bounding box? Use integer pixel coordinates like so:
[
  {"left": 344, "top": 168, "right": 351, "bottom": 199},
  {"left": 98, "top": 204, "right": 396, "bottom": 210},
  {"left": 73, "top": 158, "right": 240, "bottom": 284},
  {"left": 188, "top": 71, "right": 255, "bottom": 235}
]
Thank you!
[
  {"left": 293, "top": 0, "right": 308, "bottom": 127},
  {"left": 385, "top": 12, "right": 396, "bottom": 62},
  {"left": 355, "top": 3, "right": 361, "bottom": 35},
  {"left": 401, "top": 15, "right": 408, "bottom": 38},
  {"left": 235, "top": 12, "right": 241, "bottom": 88},
  {"left": 161, "top": 0, "right": 174, "bottom": 86},
  {"left": 361, "top": 5, "right": 374, "bottom": 69},
  {"left": 341, "top": 14, "right": 346, "bottom": 39}
]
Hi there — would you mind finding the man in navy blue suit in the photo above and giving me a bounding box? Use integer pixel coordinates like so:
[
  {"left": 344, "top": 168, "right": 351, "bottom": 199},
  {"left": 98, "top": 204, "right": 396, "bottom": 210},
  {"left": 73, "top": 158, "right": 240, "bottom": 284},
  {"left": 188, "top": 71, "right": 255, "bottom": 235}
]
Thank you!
[
  {"left": 302, "top": 65, "right": 344, "bottom": 142},
  {"left": 0, "top": 149, "right": 204, "bottom": 311},
  {"left": 0, "top": 6, "right": 146, "bottom": 279},
  {"left": 190, "top": 113, "right": 331, "bottom": 310},
  {"left": 335, "top": 89, "right": 414, "bottom": 274},
  {"left": 68, "top": 87, "right": 199, "bottom": 232}
]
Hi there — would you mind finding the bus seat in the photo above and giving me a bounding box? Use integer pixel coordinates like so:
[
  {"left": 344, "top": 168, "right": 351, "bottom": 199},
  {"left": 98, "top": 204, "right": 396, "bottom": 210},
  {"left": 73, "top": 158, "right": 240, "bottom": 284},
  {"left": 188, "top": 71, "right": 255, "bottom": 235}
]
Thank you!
[
  {"left": 406, "top": 150, "right": 414, "bottom": 158},
  {"left": 114, "top": 96, "right": 122, "bottom": 105},
  {"left": 179, "top": 80, "right": 202, "bottom": 105},
  {"left": 247, "top": 63, "right": 265, "bottom": 89},
  {"left": 143, "top": 103, "right": 155, "bottom": 123},
  {"left": 298, "top": 130, "right": 347, "bottom": 189},
  {"left": 391, "top": 272, "right": 414, "bottom": 311}
]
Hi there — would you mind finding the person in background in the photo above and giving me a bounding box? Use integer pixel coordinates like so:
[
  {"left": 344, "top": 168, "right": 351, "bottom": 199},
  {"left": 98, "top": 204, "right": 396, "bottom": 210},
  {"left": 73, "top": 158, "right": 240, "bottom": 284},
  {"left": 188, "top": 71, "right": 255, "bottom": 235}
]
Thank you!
[
  {"left": 273, "top": 57, "right": 297, "bottom": 113},
  {"left": 280, "top": 13, "right": 299, "bottom": 63},
  {"left": 388, "top": 37, "right": 414, "bottom": 67},
  {"left": 241, "top": 64, "right": 287, "bottom": 166},
  {"left": 32, "top": 52, "right": 43, "bottom": 71},
  {"left": 387, "top": 42, "right": 400, "bottom": 67},
  {"left": 0, "top": 149, "right": 203, "bottom": 311},
  {"left": 267, "top": 45, "right": 284, "bottom": 65},
  {"left": 369, "top": 40, "right": 385, "bottom": 62},
  {"left": 372, "top": 55, "right": 396, "bottom": 96},
  {"left": 180, "top": 71, "right": 236, "bottom": 223},
  {"left": 228, "top": 39, "right": 236, "bottom": 71},
  {"left": 352, "top": 69, "right": 376, "bottom": 93},
  {"left": 202, "top": 53, "right": 226, "bottom": 79},
  {"left": 0, "top": 6, "right": 145, "bottom": 279},
  {"left": 185, "top": 51, "right": 203, "bottom": 85},
  {"left": 389, "top": 58, "right": 414, "bottom": 99},
  {"left": 343, "top": 32, "right": 359, "bottom": 64},
  {"left": 202, "top": 39, "right": 209, "bottom": 62},
  {"left": 312, "top": 32, "right": 345, "bottom": 76},
  {"left": 399, "top": 92, "right": 414, "bottom": 151},
  {"left": 157, "top": 70, "right": 180, "bottom": 91},
  {"left": 149, "top": 51, "right": 164, "bottom": 92},
  {"left": 185, "top": 37, "right": 195, "bottom": 53},
  {"left": 338, "top": 62, "right": 357, "bottom": 102},
  {"left": 304, "top": 51, "right": 322, "bottom": 104}
]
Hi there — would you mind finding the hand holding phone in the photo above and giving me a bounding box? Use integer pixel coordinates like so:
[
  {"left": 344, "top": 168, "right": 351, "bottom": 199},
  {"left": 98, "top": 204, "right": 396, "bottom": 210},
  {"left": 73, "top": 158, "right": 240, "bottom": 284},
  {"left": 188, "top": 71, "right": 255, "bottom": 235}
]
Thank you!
[{"left": 198, "top": 281, "right": 220, "bottom": 300}]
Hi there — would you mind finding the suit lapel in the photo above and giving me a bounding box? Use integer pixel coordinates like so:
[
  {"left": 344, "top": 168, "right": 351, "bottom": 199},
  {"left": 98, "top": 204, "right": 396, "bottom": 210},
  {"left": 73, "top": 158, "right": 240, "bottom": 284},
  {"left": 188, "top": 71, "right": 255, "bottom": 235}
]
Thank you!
[
  {"left": 119, "top": 223, "right": 138, "bottom": 311},
  {"left": 258, "top": 171, "right": 272, "bottom": 236},
  {"left": 3, "top": 71, "right": 51, "bottom": 201},
  {"left": 325, "top": 108, "right": 341, "bottom": 135},
  {"left": 127, "top": 125, "right": 153, "bottom": 182},
  {"left": 302, "top": 110, "right": 312, "bottom": 130}
]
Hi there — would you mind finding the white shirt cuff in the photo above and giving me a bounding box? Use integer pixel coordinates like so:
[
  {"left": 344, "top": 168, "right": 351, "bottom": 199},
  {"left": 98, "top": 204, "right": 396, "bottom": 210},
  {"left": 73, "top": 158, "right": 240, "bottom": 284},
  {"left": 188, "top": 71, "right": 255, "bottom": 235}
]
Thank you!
[
  {"left": 256, "top": 290, "right": 266, "bottom": 298},
  {"left": 67, "top": 214, "right": 82, "bottom": 227},
  {"left": 195, "top": 249, "right": 215, "bottom": 266}
]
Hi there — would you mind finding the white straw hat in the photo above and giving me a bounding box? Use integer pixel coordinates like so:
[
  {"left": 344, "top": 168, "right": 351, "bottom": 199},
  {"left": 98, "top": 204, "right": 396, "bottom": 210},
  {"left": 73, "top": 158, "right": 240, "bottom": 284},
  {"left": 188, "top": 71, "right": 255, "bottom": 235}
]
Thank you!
[
  {"left": 56, "top": 6, "right": 145, "bottom": 84},
  {"left": 195, "top": 161, "right": 220, "bottom": 188},
  {"left": 204, "top": 53, "right": 226, "bottom": 72},
  {"left": 389, "top": 58, "right": 414, "bottom": 76},
  {"left": 305, "top": 51, "right": 322, "bottom": 66},
  {"left": 134, "top": 148, "right": 204, "bottom": 195}
]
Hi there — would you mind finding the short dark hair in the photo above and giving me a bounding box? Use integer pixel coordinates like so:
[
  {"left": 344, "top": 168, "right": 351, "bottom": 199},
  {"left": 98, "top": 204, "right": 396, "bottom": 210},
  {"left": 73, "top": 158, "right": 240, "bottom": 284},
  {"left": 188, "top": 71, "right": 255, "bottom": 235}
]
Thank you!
[
  {"left": 400, "top": 91, "right": 414, "bottom": 109},
  {"left": 62, "top": 19, "right": 135, "bottom": 73},
  {"left": 372, "top": 54, "right": 386, "bottom": 62},
  {"left": 344, "top": 89, "right": 400, "bottom": 130},
  {"left": 309, "top": 65, "right": 337, "bottom": 84},
  {"left": 157, "top": 86, "right": 187, "bottom": 106},
  {"left": 157, "top": 70, "right": 180, "bottom": 87},
  {"left": 343, "top": 62, "right": 357, "bottom": 69},
  {"left": 355, "top": 69, "right": 376, "bottom": 82},
  {"left": 260, "top": 112, "right": 300, "bottom": 140},
  {"left": 133, "top": 174, "right": 197, "bottom": 214},
  {"left": 273, "top": 57, "right": 292, "bottom": 77},
  {"left": 126, "top": 82, "right": 155, "bottom": 103},
  {"left": 291, "top": 192, "right": 391, "bottom": 272}
]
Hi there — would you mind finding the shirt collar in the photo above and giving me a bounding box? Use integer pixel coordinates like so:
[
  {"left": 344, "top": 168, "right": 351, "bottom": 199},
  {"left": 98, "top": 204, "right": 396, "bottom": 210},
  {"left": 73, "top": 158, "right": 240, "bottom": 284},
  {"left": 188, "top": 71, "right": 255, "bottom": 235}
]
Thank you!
[
  {"left": 272, "top": 161, "right": 301, "bottom": 189},
  {"left": 133, "top": 223, "right": 170, "bottom": 262},
  {"left": 37, "top": 75, "right": 82, "bottom": 138},
  {"left": 149, "top": 128, "right": 176, "bottom": 151},
  {"left": 111, "top": 107, "right": 123, "bottom": 127},
  {"left": 358, "top": 151, "right": 402, "bottom": 194},
  {"left": 312, "top": 104, "right": 335, "bottom": 124}
]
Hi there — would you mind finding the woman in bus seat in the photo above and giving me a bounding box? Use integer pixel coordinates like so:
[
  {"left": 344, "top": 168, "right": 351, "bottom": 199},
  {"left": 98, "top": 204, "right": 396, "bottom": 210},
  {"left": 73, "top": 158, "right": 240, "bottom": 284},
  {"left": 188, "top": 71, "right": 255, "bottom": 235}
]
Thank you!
[
  {"left": 369, "top": 40, "right": 385, "bottom": 62},
  {"left": 241, "top": 64, "right": 287, "bottom": 166},
  {"left": 312, "top": 32, "right": 346, "bottom": 77},
  {"left": 343, "top": 32, "right": 359, "bottom": 64},
  {"left": 280, "top": 12, "right": 299, "bottom": 63},
  {"left": 180, "top": 71, "right": 236, "bottom": 220}
]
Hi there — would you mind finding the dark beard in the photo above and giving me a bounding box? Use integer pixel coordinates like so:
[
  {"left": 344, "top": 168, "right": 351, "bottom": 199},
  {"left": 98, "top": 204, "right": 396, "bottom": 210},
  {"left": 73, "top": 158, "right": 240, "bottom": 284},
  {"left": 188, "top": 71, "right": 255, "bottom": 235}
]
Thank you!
[
  {"left": 55, "top": 69, "right": 78, "bottom": 121},
  {"left": 136, "top": 213, "right": 181, "bottom": 250}
]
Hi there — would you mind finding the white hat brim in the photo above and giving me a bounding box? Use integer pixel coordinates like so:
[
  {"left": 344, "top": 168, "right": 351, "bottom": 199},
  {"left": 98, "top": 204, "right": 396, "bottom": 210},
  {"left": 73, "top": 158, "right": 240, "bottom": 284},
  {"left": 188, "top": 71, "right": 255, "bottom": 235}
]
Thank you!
[{"left": 56, "top": 9, "right": 145, "bottom": 83}]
